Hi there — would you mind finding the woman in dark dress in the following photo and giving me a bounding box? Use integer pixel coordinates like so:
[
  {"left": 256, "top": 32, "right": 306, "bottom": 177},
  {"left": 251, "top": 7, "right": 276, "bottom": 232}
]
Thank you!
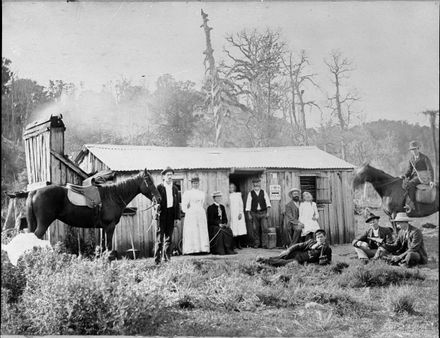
[{"left": 207, "top": 191, "right": 237, "bottom": 255}]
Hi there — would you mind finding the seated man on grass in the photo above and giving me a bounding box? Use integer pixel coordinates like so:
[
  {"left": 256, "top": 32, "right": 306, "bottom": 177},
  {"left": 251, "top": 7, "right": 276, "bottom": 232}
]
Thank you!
[
  {"left": 375, "top": 212, "right": 428, "bottom": 268},
  {"left": 257, "top": 229, "right": 332, "bottom": 267},
  {"left": 352, "top": 212, "right": 394, "bottom": 263}
]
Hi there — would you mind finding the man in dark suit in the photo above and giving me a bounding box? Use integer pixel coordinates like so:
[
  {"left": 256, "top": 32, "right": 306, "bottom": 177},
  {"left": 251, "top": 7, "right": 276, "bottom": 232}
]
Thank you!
[
  {"left": 284, "top": 187, "right": 303, "bottom": 246},
  {"left": 352, "top": 212, "right": 393, "bottom": 262},
  {"left": 207, "top": 191, "right": 236, "bottom": 255},
  {"left": 257, "top": 229, "right": 332, "bottom": 267},
  {"left": 375, "top": 212, "right": 428, "bottom": 268},
  {"left": 400, "top": 140, "right": 435, "bottom": 212},
  {"left": 154, "top": 166, "right": 180, "bottom": 264}
]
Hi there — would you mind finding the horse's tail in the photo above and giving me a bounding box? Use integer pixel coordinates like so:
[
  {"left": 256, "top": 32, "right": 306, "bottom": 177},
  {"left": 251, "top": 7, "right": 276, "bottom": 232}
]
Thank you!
[{"left": 25, "top": 191, "right": 37, "bottom": 233}]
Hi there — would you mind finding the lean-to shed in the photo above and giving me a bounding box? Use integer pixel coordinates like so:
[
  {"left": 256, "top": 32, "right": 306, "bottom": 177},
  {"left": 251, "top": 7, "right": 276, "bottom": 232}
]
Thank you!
[
  {"left": 22, "top": 115, "right": 97, "bottom": 249},
  {"left": 75, "top": 144, "right": 356, "bottom": 256}
]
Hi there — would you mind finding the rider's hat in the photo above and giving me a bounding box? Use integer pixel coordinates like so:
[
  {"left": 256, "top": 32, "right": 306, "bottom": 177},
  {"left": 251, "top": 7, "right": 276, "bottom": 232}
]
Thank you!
[
  {"left": 252, "top": 177, "right": 261, "bottom": 183},
  {"left": 409, "top": 140, "right": 421, "bottom": 150}
]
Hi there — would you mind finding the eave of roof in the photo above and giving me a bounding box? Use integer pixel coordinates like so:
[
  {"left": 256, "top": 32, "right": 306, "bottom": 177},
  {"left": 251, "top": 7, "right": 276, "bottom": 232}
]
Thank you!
[{"left": 77, "top": 144, "right": 355, "bottom": 172}]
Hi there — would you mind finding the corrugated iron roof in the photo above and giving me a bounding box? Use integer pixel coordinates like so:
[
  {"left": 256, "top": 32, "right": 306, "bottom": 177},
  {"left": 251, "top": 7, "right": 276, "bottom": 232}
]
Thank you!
[{"left": 80, "top": 144, "right": 355, "bottom": 171}]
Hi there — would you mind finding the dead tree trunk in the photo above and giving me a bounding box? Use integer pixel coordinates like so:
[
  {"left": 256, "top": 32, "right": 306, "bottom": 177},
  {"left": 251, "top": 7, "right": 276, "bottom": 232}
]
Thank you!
[{"left": 200, "top": 10, "right": 222, "bottom": 146}]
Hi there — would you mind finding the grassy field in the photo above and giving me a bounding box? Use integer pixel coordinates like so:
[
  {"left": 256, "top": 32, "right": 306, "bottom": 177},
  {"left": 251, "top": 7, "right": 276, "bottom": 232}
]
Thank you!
[{"left": 1, "top": 210, "right": 438, "bottom": 337}]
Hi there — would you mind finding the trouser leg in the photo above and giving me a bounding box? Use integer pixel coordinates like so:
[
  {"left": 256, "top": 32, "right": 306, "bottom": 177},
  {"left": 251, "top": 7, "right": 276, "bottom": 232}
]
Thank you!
[
  {"left": 354, "top": 241, "right": 377, "bottom": 259},
  {"left": 154, "top": 221, "right": 164, "bottom": 264},
  {"left": 163, "top": 210, "right": 175, "bottom": 262},
  {"left": 260, "top": 213, "right": 269, "bottom": 248},
  {"left": 290, "top": 227, "right": 302, "bottom": 245},
  {"left": 404, "top": 252, "right": 422, "bottom": 268},
  {"left": 251, "top": 212, "right": 261, "bottom": 248},
  {"left": 407, "top": 177, "right": 421, "bottom": 205}
]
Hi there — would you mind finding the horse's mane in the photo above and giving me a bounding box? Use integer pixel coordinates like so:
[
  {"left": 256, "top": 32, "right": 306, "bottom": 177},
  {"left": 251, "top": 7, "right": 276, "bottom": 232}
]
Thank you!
[
  {"left": 364, "top": 164, "right": 395, "bottom": 180},
  {"left": 98, "top": 171, "right": 143, "bottom": 202}
]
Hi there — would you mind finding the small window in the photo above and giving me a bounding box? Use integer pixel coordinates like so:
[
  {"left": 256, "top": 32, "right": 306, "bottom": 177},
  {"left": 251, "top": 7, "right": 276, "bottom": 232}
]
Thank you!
[{"left": 300, "top": 176, "right": 317, "bottom": 201}]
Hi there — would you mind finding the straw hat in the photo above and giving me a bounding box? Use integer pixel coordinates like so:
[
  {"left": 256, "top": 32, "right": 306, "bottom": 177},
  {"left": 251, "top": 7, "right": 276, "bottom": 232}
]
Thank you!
[
  {"left": 409, "top": 140, "right": 420, "bottom": 150},
  {"left": 288, "top": 187, "right": 301, "bottom": 198},
  {"left": 390, "top": 212, "right": 412, "bottom": 223},
  {"left": 212, "top": 191, "right": 222, "bottom": 198}
]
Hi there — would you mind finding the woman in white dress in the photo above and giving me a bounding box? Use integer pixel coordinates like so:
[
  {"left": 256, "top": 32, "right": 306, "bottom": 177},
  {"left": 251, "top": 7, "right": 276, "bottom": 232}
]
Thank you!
[
  {"left": 181, "top": 176, "right": 210, "bottom": 254},
  {"left": 299, "top": 191, "right": 320, "bottom": 241},
  {"left": 228, "top": 183, "right": 247, "bottom": 249}
]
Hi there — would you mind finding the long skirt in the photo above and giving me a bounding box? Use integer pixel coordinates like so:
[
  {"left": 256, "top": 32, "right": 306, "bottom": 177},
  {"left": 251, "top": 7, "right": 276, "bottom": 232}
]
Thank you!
[
  {"left": 208, "top": 225, "right": 235, "bottom": 255},
  {"left": 182, "top": 207, "right": 210, "bottom": 254}
]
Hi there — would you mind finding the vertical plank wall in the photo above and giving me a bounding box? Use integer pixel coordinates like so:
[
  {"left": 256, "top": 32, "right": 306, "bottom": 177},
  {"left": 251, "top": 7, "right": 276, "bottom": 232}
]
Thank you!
[{"left": 264, "top": 169, "right": 354, "bottom": 245}]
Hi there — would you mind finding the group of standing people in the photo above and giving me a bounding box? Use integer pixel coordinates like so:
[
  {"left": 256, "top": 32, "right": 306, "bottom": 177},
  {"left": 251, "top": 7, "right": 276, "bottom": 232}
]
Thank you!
[{"left": 154, "top": 167, "right": 247, "bottom": 264}]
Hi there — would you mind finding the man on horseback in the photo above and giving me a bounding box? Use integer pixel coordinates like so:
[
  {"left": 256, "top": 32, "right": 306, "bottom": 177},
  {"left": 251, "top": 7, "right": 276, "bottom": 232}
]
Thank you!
[{"left": 400, "top": 140, "right": 435, "bottom": 213}]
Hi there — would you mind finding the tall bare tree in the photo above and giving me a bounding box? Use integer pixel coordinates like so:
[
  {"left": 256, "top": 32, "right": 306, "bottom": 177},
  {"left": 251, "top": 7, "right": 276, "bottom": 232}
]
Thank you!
[
  {"left": 324, "top": 50, "right": 360, "bottom": 159},
  {"left": 282, "top": 50, "right": 320, "bottom": 145},
  {"left": 222, "top": 29, "right": 285, "bottom": 146},
  {"left": 200, "top": 10, "right": 244, "bottom": 146}
]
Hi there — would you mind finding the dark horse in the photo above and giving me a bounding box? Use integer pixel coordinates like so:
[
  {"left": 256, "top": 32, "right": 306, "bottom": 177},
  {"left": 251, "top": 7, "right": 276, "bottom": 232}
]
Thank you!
[
  {"left": 25, "top": 169, "right": 161, "bottom": 253},
  {"left": 353, "top": 164, "right": 439, "bottom": 226}
]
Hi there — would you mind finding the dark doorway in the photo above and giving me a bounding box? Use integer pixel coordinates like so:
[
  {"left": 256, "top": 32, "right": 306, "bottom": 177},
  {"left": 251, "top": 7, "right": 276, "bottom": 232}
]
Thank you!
[{"left": 229, "top": 170, "right": 264, "bottom": 247}]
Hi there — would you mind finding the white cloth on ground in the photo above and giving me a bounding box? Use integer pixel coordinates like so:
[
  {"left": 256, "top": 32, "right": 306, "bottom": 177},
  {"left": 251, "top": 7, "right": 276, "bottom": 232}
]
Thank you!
[
  {"left": 3, "top": 233, "right": 51, "bottom": 266},
  {"left": 229, "top": 192, "right": 247, "bottom": 236},
  {"left": 181, "top": 188, "right": 210, "bottom": 254},
  {"left": 299, "top": 201, "right": 320, "bottom": 236}
]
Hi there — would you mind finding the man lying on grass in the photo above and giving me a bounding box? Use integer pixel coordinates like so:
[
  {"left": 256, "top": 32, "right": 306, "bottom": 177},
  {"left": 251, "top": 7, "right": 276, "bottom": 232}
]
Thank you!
[
  {"left": 257, "top": 229, "right": 332, "bottom": 267},
  {"left": 374, "top": 212, "right": 428, "bottom": 268}
]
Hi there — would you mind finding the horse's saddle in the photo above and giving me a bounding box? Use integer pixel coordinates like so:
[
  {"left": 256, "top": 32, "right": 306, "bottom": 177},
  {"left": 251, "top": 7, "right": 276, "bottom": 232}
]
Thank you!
[
  {"left": 66, "top": 183, "right": 101, "bottom": 208},
  {"left": 415, "top": 184, "right": 437, "bottom": 204}
]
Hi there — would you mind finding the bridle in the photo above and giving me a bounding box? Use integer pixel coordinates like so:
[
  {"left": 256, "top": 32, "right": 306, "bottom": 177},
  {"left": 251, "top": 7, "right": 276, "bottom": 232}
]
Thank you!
[{"left": 116, "top": 172, "right": 159, "bottom": 210}]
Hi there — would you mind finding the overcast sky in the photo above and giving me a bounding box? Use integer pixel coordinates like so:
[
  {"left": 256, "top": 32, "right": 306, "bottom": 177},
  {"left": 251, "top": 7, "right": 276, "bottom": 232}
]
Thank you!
[{"left": 2, "top": 1, "right": 439, "bottom": 127}]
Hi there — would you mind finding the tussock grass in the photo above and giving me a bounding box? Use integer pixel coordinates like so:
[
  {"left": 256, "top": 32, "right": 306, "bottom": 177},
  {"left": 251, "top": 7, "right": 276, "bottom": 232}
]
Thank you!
[
  {"left": 336, "top": 260, "right": 425, "bottom": 288},
  {"left": 387, "top": 286, "right": 416, "bottom": 314}
]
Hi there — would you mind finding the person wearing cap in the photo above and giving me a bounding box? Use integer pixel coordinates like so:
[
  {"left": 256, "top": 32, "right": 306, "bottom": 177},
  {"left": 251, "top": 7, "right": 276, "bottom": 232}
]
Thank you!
[
  {"left": 207, "top": 191, "right": 236, "bottom": 255},
  {"left": 245, "top": 177, "right": 272, "bottom": 249},
  {"left": 154, "top": 167, "right": 181, "bottom": 264},
  {"left": 229, "top": 183, "right": 247, "bottom": 249},
  {"left": 181, "top": 176, "right": 210, "bottom": 255},
  {"left": 374, "top": 212, "right": 428, "bottom": 268},
  {"left": 257, "top": 229, "right": 332, "bottom": 267},
  {"left": 284, "top": 187, "right": 304, "bottom": 246},
  {"left": 351, "top": 212, "right": 393, "bottom": 262},
  {"left": 400, "top": 140, "right": 435, "bottom": 212}
]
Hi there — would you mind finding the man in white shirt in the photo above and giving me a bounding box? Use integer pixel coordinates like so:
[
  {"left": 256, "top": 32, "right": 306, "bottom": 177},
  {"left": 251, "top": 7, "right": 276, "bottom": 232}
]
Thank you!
[
  {"left": 154, "top": 166, "right": 181, "bottom": 264},
  {"left": 245, "top": 177, "right": 271, "bottom": 248}
]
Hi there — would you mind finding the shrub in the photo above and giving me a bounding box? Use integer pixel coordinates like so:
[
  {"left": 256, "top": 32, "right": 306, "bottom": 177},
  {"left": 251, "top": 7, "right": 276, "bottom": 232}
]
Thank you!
[
  {"left": 387, "top": 286, "right": 416, "bottom": 314},
  {"left": 1, "top": 250, "right": 26, "bottom": 303},
  {"left": 337, "top": 261, "right": 425, "bottom": 288}
]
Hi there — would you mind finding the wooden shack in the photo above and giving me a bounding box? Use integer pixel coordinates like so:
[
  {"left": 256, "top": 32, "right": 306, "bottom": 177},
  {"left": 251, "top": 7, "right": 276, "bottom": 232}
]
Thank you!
[
  {"left": 23, "top": 115, "right": 96, "bottom": 248},
  {"left": 75, "top": 144, "right": 356, "bottom": 256}
]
